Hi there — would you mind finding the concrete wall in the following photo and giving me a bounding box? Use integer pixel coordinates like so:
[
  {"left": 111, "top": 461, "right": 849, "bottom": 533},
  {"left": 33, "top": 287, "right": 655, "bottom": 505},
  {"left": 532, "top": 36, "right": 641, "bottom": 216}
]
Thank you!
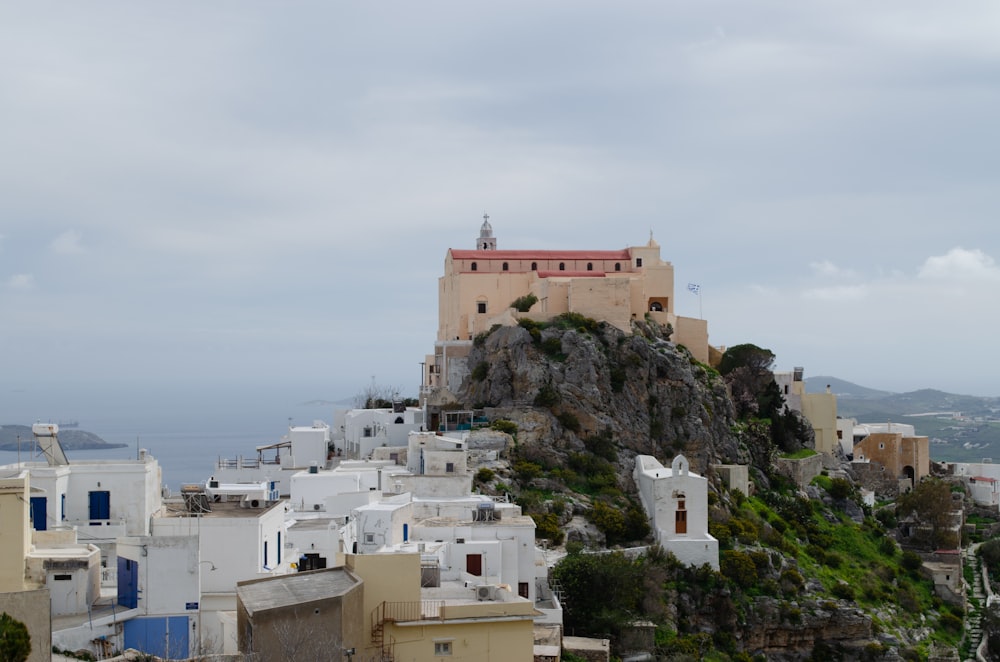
[
  {"left": 774, "top": 453, "right": 824, "bottom": 490},
  {"left": 711, "top": 464, "right": 750, "bottom": 497},
  {"left": 0, "top": 588, "right": 51, "bottom": 662}
]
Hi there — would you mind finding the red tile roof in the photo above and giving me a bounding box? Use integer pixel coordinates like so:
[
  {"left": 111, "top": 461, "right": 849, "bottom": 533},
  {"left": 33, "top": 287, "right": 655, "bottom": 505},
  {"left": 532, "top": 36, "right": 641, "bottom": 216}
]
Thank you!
[{"left": 450, "top": 249, "right": 631, "bottom": 260}]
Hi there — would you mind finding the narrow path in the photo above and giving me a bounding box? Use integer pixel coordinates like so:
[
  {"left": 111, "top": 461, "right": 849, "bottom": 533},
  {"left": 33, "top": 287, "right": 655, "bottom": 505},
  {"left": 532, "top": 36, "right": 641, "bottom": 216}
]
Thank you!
[{"left": 963, "top": 542, "right": 985, "bottom": 662}]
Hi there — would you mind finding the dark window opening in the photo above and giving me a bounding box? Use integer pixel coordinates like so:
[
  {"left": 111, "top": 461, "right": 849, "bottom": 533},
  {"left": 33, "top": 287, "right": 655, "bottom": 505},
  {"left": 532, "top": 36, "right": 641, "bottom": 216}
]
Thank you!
[
  {"left": 518, "top": 582, "right": 529, "bottom": 598},
  {"left": 615, "top": 263, "right": 621, "bottom": 271},
  {"left": 471, "top": 262, "right": 477, "bottom": 271},
  {"left": 446, "top": 462, "right": 455, "bottom": 473},
  {"left": 531, "top": 262, "right": 537, "bottom": 271},
  {"left": 477, "top": 302, "right": 487, "bottom": 314},
  {"left": 502, "top": 262, "right": 509, "bottom": 271},
  {"left": 586, "top": 263, "right": 593, "bottom": 271},
  {"left": 636, "top": 258, "right": 643, "bottom": 267},
  {"left": 558, "top": 263, "right": 565, "bottom": 271},
  {"left": 54, "top": 574, "right": 72, "bottom": 581}
]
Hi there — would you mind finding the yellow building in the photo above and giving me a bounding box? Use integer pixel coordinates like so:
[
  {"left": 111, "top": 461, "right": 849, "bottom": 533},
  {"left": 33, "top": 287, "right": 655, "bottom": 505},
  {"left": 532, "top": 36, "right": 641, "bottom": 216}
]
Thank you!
[
  {"left": 346, "top": 552, "right": 536, "bottom": 662},
  {"left": 774, "top": 369, "right": 839, "bottom": 455},
  {"left": 425, "top": 217, "right": 712, "bottom": 404},
  {"left": 0, "top": 470, "right": 53, "bottom": 662}
]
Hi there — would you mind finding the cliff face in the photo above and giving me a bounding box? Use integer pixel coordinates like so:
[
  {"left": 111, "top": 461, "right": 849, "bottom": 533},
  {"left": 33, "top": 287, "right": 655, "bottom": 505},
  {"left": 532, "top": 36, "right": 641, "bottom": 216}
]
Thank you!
[{"left": 455, "top": 319, "right": 741, "bottom": 475}]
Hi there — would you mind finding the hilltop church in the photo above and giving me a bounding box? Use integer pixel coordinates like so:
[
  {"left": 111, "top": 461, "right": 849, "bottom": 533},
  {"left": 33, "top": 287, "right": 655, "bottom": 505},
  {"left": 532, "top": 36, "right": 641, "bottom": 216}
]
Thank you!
[{"left": 423, "top": 216, "right": 715, "bottom": 408}]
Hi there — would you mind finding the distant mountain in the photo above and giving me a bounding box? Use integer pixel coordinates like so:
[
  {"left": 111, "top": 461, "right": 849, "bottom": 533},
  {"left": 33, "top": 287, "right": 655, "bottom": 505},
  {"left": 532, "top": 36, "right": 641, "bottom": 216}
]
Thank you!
[
  {"left": 0, "top": 425, "right": 127, "bottom": 451},
  {"left": 804, "top": 376, "right": 895, "bottom": 399}
]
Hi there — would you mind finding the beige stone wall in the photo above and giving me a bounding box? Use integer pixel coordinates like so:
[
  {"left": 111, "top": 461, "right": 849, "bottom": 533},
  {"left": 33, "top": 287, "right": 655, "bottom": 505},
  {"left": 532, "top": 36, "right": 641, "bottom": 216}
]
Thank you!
[
  {"left": 901, "top": 435, "right": 931, "bottom": 481},
  {"left": 390, "top": 618, "right": 534, "bottom": 662},
  {"left": 674, "top": 316, "right": 709, "bottom": 363},
  {"left": 854, "top": 433, "right": 903, "bottom": 477},
  {"left": 801, "top": 393, "right": 838, "bottom": 454},
  {"left": 0, "top": 473, "right": 30, "bottom": 592},
  {"left": 0, "top": 588, "right": 52, "bottom": 662}
]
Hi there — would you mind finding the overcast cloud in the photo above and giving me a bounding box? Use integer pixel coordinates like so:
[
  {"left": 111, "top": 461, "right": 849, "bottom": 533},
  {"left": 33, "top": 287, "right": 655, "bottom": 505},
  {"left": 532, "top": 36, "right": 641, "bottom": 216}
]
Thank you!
[{"left": 2, "top": 1, "right": 999, "bottom": 404}]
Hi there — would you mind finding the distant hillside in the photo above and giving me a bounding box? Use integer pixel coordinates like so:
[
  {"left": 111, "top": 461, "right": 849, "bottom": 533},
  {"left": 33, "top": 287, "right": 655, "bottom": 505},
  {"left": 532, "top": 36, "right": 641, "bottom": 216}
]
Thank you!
[
  {"left": 0, "top": 425, "right": 126, "bottom": 451},
  {"left": 801, "top": 378, "right": 1000, "bottom": 462},
  {"left": 804, "top": 376, "right": 894, "bottom": 399}
]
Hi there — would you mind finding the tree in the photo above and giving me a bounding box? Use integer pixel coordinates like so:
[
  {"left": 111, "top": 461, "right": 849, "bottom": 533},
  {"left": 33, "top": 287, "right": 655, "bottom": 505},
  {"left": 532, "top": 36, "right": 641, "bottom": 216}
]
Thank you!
[
  {"left": 717, "top": 343, "right": 776, "bottom": 377},
  {"left": 718, "top": 344, "right": 778, "bottom": 421},
  {"left": 0, "top": 612, "right": 31, "bottom": 662},
  {"left": 896, "top": 479, "right": 960, "bottom": 549},
  {"left": 551, "top": 550, "right": 644, "bottom": 636}
]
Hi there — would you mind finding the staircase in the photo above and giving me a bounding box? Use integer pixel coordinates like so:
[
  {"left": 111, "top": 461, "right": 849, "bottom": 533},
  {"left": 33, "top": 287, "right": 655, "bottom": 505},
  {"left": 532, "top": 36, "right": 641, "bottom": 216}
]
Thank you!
[{"left": 963, "top": 544, "right": 985, "bottom": 662}]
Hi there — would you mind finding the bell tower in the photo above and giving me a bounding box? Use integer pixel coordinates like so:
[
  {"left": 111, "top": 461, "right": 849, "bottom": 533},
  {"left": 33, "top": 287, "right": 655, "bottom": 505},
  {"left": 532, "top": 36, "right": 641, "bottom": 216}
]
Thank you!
[{"left": 476, "top": 212, "right": 496, "bottom": 251}]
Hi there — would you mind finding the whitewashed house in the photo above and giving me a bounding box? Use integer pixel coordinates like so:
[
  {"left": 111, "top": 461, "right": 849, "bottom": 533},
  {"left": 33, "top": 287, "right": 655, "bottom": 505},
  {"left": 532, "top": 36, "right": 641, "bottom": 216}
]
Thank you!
[
  {"left": 335, "top": 404, "right": 425, "bottom": 459},
  {"left": 634, "top": 454, "right": 719, "bottom": 570},
  {"left": 211, "top": 421, "right": 332, "bottom": 496}
]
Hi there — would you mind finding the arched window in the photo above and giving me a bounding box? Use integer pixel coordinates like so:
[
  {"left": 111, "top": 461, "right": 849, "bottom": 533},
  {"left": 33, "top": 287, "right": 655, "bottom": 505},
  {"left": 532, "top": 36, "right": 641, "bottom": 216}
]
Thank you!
[
  {"left": 531, "top": 262, "right": 537, "bottom": 271},
  {"left": 615, "top": 263, "right": 621, "bottom": 272},
  {"left": 649, "top": 302, "right": 663, "bottom": 312},
  {"left": 559, "top": 263, "right": 565, "bottom": 271},
  {"left": 586, "top": 263, "right": 593, "bottom": 271},
  {"left": 502, "top": 262, "right": 509, "bottom": 271},
  {"left": 471, "top": 262, "right": 478, "bottom": 271}
]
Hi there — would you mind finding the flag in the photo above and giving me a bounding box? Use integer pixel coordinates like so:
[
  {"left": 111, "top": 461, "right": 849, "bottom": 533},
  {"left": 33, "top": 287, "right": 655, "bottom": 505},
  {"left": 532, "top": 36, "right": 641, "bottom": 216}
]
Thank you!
[{"left": 687, "top": 283, "right": 700, "bottom": 295}]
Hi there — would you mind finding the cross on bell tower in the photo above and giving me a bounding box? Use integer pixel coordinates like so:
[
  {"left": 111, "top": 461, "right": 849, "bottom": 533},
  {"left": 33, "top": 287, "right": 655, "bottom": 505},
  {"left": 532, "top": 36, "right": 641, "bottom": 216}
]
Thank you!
[{"left": 477, "top": 212, "right": 496, "bottom": 250}]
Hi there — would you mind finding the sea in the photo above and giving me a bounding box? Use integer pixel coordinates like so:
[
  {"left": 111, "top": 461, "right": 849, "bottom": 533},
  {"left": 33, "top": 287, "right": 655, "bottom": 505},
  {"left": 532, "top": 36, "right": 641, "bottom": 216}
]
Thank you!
[{"left": 0, "top": 381, "right": 351, "bottom": 490}]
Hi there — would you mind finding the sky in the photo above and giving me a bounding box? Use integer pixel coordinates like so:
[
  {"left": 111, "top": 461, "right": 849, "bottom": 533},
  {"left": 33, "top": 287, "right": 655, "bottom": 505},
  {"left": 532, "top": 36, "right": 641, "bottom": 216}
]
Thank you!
[{"left": 2, "top": 1, "right": 999, "bottom": 410}]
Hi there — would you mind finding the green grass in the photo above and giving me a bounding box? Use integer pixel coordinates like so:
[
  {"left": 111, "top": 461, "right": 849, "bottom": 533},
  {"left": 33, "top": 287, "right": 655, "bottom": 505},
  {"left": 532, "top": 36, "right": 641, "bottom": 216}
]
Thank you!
[{"left": 779, "top": 448, "right": 818, "bottom": 460}]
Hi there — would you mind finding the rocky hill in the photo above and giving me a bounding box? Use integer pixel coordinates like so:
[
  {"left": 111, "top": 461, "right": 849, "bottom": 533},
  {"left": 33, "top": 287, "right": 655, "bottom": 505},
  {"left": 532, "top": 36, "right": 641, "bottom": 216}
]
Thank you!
[
  {"left": 458, "top": 316, "right": 742, "bottom": 476},
  {"left": 450, "top": 315, "right": 965, "bottom": 661}
]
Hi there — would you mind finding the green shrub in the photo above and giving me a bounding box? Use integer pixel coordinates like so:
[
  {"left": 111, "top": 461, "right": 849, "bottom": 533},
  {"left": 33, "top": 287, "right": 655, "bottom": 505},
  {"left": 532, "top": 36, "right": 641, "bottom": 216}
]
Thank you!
[
  {"left": 830, "top": 582, "right": 855, "bottom": 601},
  {"left": 610, "top": 367, "right": 626, "bottom": 393},
  {"left": 721, "top": 550, "right": 758, "bottom": 590},
  {"left": 511, "top": 293, "right": 538, "bottom": 312},
  {"left": 828, "top": 477, "right": 854, "bottom": 501},
  {"left": 534, "top": 384, "right": 560, "bottom": 407},
  {"left": 490, "top": 419, "right": 518, "bottom": 435},
  {"left": 557, "top": 411, "right": 581, "bottom": 432},
  {"left": 900, "top": 551, "right": 923, "bottom": 575},
  {"left": 471, "top": 361, "right": 489, "bottom": 381},
  {"left": 0, "top": 612, "right": 31, "bottom": 662},
  {"left": 540, "top": 337, "right": 565, "bottom": 358},
  {"left": 583, "top": 429, "right": 617, "bottom": 462},
  {"left": 532, "top": 513, "right": 565, "bottom": 545},
  {"left": 474, "top": 467, "right": 495, "bottom": 484},
  {"left": 513, "top": 460, "right": 543, "bottom": 483}
]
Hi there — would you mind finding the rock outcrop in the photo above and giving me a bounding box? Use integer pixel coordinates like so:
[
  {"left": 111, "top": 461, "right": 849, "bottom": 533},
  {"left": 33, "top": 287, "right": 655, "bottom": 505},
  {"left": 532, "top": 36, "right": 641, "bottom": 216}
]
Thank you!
[{"left": 456, "top": 319, "right": 740, "bottom": 477}]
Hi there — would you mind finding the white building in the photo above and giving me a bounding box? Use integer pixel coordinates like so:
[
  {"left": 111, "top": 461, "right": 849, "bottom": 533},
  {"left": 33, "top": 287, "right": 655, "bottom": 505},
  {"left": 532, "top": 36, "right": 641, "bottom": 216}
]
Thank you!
[
  {"left": 211, "top": 421, "right": 332, "bottom": 496},
  {"left": 634, "top": 454, "right": 719, "bottom": 570},
  {"left": 334, "top": 405, "right": 425, "bottom": 459},
  {"left": 18, "top": 450, "right": 163, "bottom": 543},
  {"left": 949, "top": 461, "right": 1000, "bottom": 508},
  {"left": 113, "top": 488, "right": 292, "bottom": 657}
]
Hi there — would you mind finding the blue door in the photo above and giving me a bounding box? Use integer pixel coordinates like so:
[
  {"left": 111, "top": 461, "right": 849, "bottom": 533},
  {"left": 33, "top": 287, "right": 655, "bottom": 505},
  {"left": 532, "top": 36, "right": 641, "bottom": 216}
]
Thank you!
[
  {"left": 118, "top": 557, "right": 138, "bottom": 609},
  {"left": 124, "top": 616, "right": 189, "bottom": 659},
  {"left": 30, "top": 496, "right": 47, "bottom": 531},
  {"left": 89, "top": 490, "right": 111, "bottom": 522}
]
